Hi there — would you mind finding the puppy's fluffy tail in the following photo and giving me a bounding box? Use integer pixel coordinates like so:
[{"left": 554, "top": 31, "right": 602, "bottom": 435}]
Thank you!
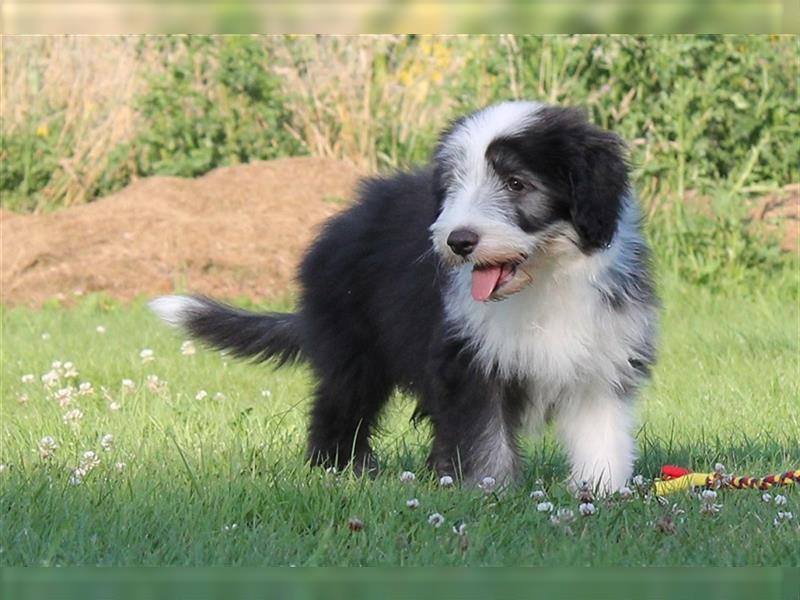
[{"left": 148, "top": 295, "right": 303, "bottom": 364}]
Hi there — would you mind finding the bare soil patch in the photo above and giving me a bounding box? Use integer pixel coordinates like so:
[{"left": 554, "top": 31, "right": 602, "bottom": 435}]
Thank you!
[
  {"left": 750, "top": 183, "right": 799, "bottom": 253},
  {"left": 682, "top": 183, "right": 799, "bottom": 253},
  {"left": 2, "top": 157, "right": 362, "bottom": 307}
]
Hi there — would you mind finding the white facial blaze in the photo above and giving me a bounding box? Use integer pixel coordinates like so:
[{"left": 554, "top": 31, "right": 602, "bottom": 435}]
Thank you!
[{"left": 430, "top": 101, "right": 545, "bottom": 264}]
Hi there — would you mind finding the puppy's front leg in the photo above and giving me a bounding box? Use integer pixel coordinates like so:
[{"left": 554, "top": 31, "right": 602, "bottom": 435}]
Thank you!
[
  {"left": 428, "top": 376, "right": 520, "bottom": 483},
  {"left": 555, "top": 389, "right": 636, "bottom": 495},
  {"left": 424, "top": 342, "right": 522, "bottom": 484},
  {"left": 428, "top": 404, "right": 519, "bottom": 485}
]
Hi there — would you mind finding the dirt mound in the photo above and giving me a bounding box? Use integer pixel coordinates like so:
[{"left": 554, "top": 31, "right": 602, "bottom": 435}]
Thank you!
[
  {"left": 2, "top": 157, "right": 362, "bottom": 307},
  {"left": 683, "top": 183, "right": 799, "bottom": 253},
  {"left": 750, "top": 183, "right": 799, "bottom": 253}
]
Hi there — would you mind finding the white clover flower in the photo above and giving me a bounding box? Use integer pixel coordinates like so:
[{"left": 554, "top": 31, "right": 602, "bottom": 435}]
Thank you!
[
  {"left": 62, "top": 408, "right": 83, "bottom": 425},
  {"left": 121, "top": 379, "right": 135, "bottom": 392},
  {"left": 762, "top": 493, "right": 772, "bottom": 503},
  {"left": 139, "top": 349, "right": 154, "bottom": 363},
  {"left": 195, "top": 390, "right": 208, "bottom": 401},
  {"left": 579, "top": 502, "right": 597, "bottom": 516},
  {"left": 114, "top": 461, "right": 127, "bottom": 472},
  {"left": 180, "top": 340, "right": 196, "bottom": 356},
  {"left": 632, "top": 474, "right": 646, "bottom": 487},
  {"left": 100, "top": 434, "right": 114, "bottom": 452},
  {"left": 80, "top": 451, "right": 100, "bottom": 471},
  {"left": 536, "top": 501, "right": 554, "bottom": 513},
  {"left": 63, "top": 362, "right": 78, "bottom": 379},
  {"left": 618, "top": 486, "right": 634, "bottom": 500},
  {"left": 479, "top": 476, "right": 496, "bottom": 493},
  {"left": 774, "top": 494, "right": 787, "bottom": 506},
  {"left": 213, "top": 392, "right": 226, "bottom": 402},
  {"left": 557, "top": 507, "right": 575, "bottom": 521},
  {"left": 530, "top": 490, "right": 546, "bottom": 501},
  {"left": 54, "top": 387, "right": 73, "bottom": 407},
  {"left": 452, "top": 520, "right": 467, "bottom": 536},
  {"left": 78, "top": 382, "right": 94, "bottom": 396},
  {"left": 438, "top": 475, "right": 454, "bottom": 487},
  {"left": 109, "top": 401, "right": 121, "bottom": 411},
  {"left": 261, "top": 389, "right": 272, "bottom": 398},
  {"left": 145, "top": 374, "right": 166, "bottom": 393},
  {"left": 21, "top": 374, "right": 35, "bottom": 384},
  {"left": 428, "top": 513, "right": 445, "bottom": 528},
  {"left": 96, "top": 325, "right": 107, "bottom": 334},
  {"left": 51, "top": 361, "right": 63, "bottom": 371},
  {"left": 700, "top": 489, "right": 718, "bottom": 501},
  {"left": 406, "top": 498, "right": 420, "bottom": 509},
  {"left": 551, "top": 507, "right": 576, "bottom": 526},
  {"left": 347, "top": 517, "right": 364, "bottom": 532},
  {"left": 576, "top": 480, "right": 595, "bottom": 503},
  {"left": 42, "top": 370, "right": 60, "bottom": 387},
  {"left": 38, "top": 436, "right": 59, "bottom": 459},
  {"left": 700, "top": 503, "right": 722, "bottom": 515},
  {"left": 399, "top": 471, "right": 416, "bottom": 483}
]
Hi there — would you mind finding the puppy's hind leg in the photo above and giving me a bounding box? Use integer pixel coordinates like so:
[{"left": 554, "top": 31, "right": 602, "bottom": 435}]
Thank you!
[{"left": 306, "top": 361, "right": 392, "bottom": 475}]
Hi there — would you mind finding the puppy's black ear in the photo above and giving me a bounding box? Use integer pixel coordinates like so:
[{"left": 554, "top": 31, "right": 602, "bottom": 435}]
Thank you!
[
  {"left": 508, "top": 106, "right": 630, "bottom": 251},
  {"left": 568, "top": 124, "right": 629, "bottom": 252}
]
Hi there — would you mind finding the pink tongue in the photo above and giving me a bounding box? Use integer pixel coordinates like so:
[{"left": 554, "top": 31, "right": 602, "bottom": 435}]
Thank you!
[{"left": 471, "top": 266, "right": 503, "bottom": 302}]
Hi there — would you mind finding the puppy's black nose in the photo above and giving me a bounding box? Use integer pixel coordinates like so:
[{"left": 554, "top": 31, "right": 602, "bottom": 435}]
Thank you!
[{"left": 447, "top": 228, "right": 480, "bottom": 257}]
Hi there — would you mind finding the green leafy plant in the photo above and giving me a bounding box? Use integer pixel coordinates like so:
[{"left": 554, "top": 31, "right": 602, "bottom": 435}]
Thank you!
[
  {"left": 0, "top": 119, "right": 65, "bottom": 212},
  {"left": 104, "top": 36, "right": 304, "bottom": 188}
]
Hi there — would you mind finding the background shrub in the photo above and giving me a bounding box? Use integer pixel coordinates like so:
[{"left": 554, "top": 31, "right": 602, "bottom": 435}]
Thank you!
[
  {"left": 1, "top": 35, "right": 797, "bottom": 289},
  {"left": 96, "top": 36, "right": 304, "bottom": 195}
]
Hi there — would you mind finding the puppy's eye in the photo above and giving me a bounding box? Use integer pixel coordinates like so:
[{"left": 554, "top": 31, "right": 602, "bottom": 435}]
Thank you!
[{"left": 506, "top": 177, "right": 524, "bottom": 192}]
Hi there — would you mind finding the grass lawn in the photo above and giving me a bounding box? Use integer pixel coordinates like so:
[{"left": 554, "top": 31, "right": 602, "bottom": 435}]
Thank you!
[{"left": 1, "top": 273, "right": 798, "bottom": 566}]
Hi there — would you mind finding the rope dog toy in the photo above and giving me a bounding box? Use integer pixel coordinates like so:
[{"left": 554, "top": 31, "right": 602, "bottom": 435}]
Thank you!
[{"left": 654, "top": 464, "right": 800, "bottom": 496}]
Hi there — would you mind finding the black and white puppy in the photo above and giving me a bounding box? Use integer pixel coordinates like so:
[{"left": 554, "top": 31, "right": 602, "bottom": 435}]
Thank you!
[{"left": 150, "top": 101, "right": 658, "bottom": 493}]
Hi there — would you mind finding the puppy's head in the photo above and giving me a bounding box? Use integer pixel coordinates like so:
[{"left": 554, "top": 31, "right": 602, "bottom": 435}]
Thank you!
[{"left": 430, "top": 101, "right": 629, "bottom": 302}]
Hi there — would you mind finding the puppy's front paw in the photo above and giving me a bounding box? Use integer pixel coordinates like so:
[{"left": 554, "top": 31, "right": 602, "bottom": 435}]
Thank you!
[{"left": 567, "top": 463, "right": 632, "bottom": 497}]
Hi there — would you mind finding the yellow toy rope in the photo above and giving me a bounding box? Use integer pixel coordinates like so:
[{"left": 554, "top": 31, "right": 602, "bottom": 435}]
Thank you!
[{"left": 654, "top": 468, "right": 800, "bottom": 496}]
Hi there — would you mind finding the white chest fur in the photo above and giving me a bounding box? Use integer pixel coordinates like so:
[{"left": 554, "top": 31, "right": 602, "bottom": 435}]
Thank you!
[{"left": 444, "top": 253, "right": 634, "bottom": 397}]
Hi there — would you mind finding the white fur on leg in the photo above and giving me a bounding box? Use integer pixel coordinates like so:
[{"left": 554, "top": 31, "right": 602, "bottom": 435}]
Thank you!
[
  {"left": 472, "top": 412, "right": 518, "bottom": 484},
  {"left": 148, "top": 295, "right": 205, "bottom": 327},
  {"left": 555, "top": 390, "right": 635, "bottom": 495}
]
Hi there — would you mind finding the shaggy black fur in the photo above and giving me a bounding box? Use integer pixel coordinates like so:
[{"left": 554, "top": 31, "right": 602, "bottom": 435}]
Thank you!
[{"left": 155, "top": 105, "right": 644, "bottom": 478}]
